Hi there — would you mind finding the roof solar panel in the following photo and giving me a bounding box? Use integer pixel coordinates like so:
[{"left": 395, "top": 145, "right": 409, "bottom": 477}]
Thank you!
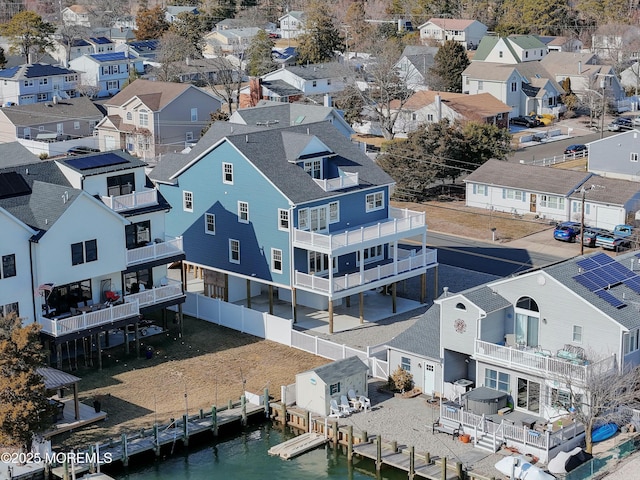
[
  {"left": 624, "top": 277, "right": 640, "bottom": 294},
  {"left": 0, "top": 172, "right": 31, "bottom": 199},
  {"left": 65, "top": 153, "right": 128, "bottom": 171},
  {"left": 592, "top": 253, "right": 615, "bottom": 266},
  {"left": 609, "top": 262, "right": 635, "bottom": 279},
  {"left": 574, "top": 274, "right": 600, "bottom": 291},
  {"left": 576, "top": 258, "right": 598, "bottom": 271},
  {"left": 595, "top": 289, "right": 626, "bottom": 308},
  {"left": 594, "top": 269, "right": 618, "bottom": 285}
]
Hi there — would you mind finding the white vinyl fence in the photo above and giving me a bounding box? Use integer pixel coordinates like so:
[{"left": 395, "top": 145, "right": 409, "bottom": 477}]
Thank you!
[{"left": 181, "top": 292, "right": 388, "bottom": 379}]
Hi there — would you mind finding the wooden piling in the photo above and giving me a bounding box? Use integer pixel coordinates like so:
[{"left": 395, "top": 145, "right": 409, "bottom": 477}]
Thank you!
[
  {"left": 331, "top": 420, "right": 338, "bottom": 445},
  {"left": 264, "top": 388, "right": 269, "bottom": 418},
  {"left": 121, "top": 433, "right": 129, "bottom": 467},
  {"left": 376, "top": 435, "right": 382, "bottom": 471},
  {"left": 211, "top": 406, "right": 218, "bottom": 436},
  {"left": 347, "top": 425, "right": 353, "bottom": 462},
  {"left": 241, "top": 395, "right": 247, "bottom": 426},
  {"left": 456, "top": 462, "right": 463, "bottom": 480},
  {"left": 282, "top": 402, "right": 287, "bottom": 425},
  {"left": 89, "top": 445, "right": 95, "bottom": 474},
  {"left": 228, "top": 399, "right": 233, "bottom": 410},
  {"left": 199, "top": 408, "right": 204, "bottom": 419},
  {"left": 154, "top": 424, "right": 160, "bottom": 456},
  {"left": 426, "top": 452, "right": 431, "bottom": 464},
  {"left": 441, "top": 457, "right": 446, "bottom": 480},
  {"left": 409, "top": 446, "right": 415, "bottom": 480},
  {"left": 182, "top": 414, "right": 189, "bottom": 446},
  {"left": 305, "top": 410, "right": 310, "bottom": 433},
  {"left": 391, "top": 440, "right": 397, "bottom": 452}
]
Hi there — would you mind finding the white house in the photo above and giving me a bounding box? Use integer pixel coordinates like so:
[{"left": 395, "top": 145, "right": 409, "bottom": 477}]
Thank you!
[
  {"left": 394, "top": 45, "right": 439, "bottom": 91},
  {"left": 295, "top": 356, "right": 368, "bottom": 416},
  {"left": 278, "top": 11, "right": 306, "bottom": 39},
  {"left": 165, "top": 6, "right": 198, "bottom": 23},
  {"left": 0, "top": 63, "right": 79, "bottom": 106},
  {"left": 473, "top": 35, "right": 548, "bottom": 64},
  {"left": 70, "top": 52, "right": 144, "bottom": 98},
  {"left": 537, "top": 36, "right": 583, "bottom": 53},
  {"left": 62, "top": 5, "right": 91, "bottom": 27},
  {"left": 418, "top": 18, "right": 487, "bottom": 50}
]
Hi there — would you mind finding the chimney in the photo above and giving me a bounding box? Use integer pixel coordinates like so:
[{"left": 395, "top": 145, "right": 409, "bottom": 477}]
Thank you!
[
  {"left": 578, "top": 61, "right": 582, "bottom": 74},
  {"left": 324, "top": 94, "right": 332, "bottom": 107},
  {"left": 435, "top": 94, "right": 442, "bottom": 122}
]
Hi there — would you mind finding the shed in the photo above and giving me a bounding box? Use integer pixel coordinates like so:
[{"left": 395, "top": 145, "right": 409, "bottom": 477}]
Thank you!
[{"left": 295, "top": 356, "right": 368, "bottom": 417}]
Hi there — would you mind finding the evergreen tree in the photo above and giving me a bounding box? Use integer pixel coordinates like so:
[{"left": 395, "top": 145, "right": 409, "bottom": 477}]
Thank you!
[
  {"left": 496, "top": 0, "right": 569, "bottom": 36},
  {"left": 429, "top": 40, "right": 469, "bottom": 93},
  {"left": 343, "top": 1, "right": 374, "bottom": 53},
  {"left": 135, "top": 5, "right": 169, "bottom": 40},
  {"left": 169, "top": 11, "right": 207, "bottom": 56},
  {"left": 0, "top": 313, "right": 51, "bottom": 448},
  {"left": 0, "top": 46, "right": 6, "bottom": 69},
  {"left": 296, "top": 0, "right": 344, "bottom": 64},
  {"left": 245, "top": 29, "right": 275, "bottom": 77},
  {"left": 0, "top": 11, "right": 56, "bottom": 62}
]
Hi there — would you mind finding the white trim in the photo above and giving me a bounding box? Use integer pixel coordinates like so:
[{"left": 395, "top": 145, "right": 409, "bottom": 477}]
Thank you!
[
  {"left": 238, "top": 201, "right": 249, "bottom": 223},
  {"left": 205, "top": 212, "right": 215, "bottom": 235},
  {"left": 183, "top": 190, "right": 193, "bottom": 212},
  {"left": 278, "top": 209, "right": 289, "bottom": 231},
  {"left": 229, "top": 238, "right": 240, "bottom": 264},
  {"left": 223, "top": 162, "right": 233, "bottom": 185},
  {"left": 271, "top": 248, "right": 283, "bottom": 273}
]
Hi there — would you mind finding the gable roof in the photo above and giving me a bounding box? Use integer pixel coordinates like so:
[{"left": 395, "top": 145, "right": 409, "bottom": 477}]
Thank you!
[
  {"left": 540, "top": 52, "right": 602, "bottom": 78},
  {"left": 568, "top": 176, "right": 640, "bottom": 206},
  {"left": 161, "top": 121, "right": 395, "bottom": 204},
  {"left": 271, "top": 62, "right": 346, "bottom": 81},
  {"left": 386, "top": 304, "right": 441, "bottom": 360},
  {"left": 57, "top": 150, "right": 146, "bottom": 176},
  {"left": 463, "top": 61, "right": 563, "bottom": 94},
  {"left": 0, "top": 63, "right": 76, "bottom": 80},
  {"left": 394, "top": 91, "right": 511, "bottom": 117},
  {"left": 422, "top": 18, "right": 478, "bottom": 30},
  {"left": 460, "top": 286, "right": 512, "bottom": 313},
  {"left": 279, "top": 10, "right": 305, "bottom": 21},
  {"left": 465, "top": 159, "right": 592, "bottom": 196},
  {"left": 104, "top": 79, "right": 214, "bottom": 111},
  {"left": 300, "top": 356, "right": 367, "bottom": 384},
  {"left": 0, "top": 96, "right": 103, "bottom": 127},
  {"left": 0, "top": 143, "right": 39, "bottom": 168},
  {"left": 508, "top": 35, "right": 547, "bottom": 50}
]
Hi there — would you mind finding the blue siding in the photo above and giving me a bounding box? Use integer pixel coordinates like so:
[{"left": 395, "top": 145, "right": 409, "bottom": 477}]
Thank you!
[{"left": 160, "top": 142, "right": 292, "bottom": 284}]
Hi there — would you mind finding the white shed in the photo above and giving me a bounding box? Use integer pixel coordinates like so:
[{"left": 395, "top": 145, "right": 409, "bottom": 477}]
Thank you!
[{"left": 295, "top": 356, "right": 368, "bottom": 417}]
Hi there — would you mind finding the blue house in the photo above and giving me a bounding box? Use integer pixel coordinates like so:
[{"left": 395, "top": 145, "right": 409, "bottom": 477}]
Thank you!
[
  {"left": 152, "top": 121, "right": 437, "bottom": 332},
  {"left": 69, "top": 52, "right": 144, "bottom": 97}
]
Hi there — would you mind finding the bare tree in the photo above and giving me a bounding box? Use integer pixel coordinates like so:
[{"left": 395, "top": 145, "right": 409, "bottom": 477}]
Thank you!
[
  {"left": 553, "top": 353, "right": 640, "bottom": 454},
  {"left": 189, "top": 55, "right": 245, "bottom": 115},
  {"left": 56, "top": 23, "right": 90, "bottom": 66},
  {"left": 154, "top": 31, "right": 200, "bottom": 82}
]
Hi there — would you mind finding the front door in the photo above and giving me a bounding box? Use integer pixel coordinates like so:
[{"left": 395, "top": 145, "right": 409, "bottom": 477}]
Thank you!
[
  {"left": 530, "top": 193, "right": 537, "bottom": 213},
  {"left": 423, "top": 363, "right": 435, "bottom": 396}
]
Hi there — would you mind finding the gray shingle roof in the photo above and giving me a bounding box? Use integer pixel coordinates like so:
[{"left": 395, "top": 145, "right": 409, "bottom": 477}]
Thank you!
[
  {"left": 568, "top": 176, "right": 640, "bottom": 206},
  {"left": 260, "top": 79, "right": 304, "bottom": 97},
  {"left": 301, "top": 356, "right": 368, "bottom": 385},
  {"left": 278, "top": 62, "right": 347, "bottom": 81},
  {"left": 174, "top": 121, "right": 394, "bottom": 204},
  {"left": 0, "top": 96, "right": 103, "bottom": 127},
  {"left": 0, "top": 143, "right": 39, "bottom": 167},
  {"left": 231, "top": 101, "right": 336, "bottom": 127},
  {"left": 462, "top": 286, "right": 511, "bottom": 313},
  {"left": 386, "top": 304, "right": 440, "bottom": 360},
  {"left": 464, "top": 159, "right": 592, "bottom": 196}
]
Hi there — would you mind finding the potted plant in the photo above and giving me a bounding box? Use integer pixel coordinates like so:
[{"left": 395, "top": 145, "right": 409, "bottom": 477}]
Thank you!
[{"left": 93, "top": 395, "right": 103, "bottom": 413}]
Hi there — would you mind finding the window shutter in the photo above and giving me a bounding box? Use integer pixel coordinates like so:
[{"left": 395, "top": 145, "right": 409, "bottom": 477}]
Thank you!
[
  {"left": 472, "top": 184, "right": 477, "bottom": 194},
  {"left": 502, "top": 189, "right": 506, "bottom": 199},
  {"left": 522, "top": 192, "right": 526, "bottom": 202}
]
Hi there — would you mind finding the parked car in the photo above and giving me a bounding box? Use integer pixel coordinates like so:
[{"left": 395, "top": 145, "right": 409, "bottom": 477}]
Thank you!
[
  {"left": 66, "top": 146, "right": 100, "bottom": 156},
  {"left": 529, "top": 113, "right": 553, "bottom": 126},
  {"left": 607, "top": 117, "right": 633, "bottom": 131},
  {"left": 268, "top": 32, "right": 281, "bottom": 39},
  {"left": 510, "top": 116, "right": 541, "bottom": 128},
  {"left": 564, "top": 144, "right": 587, "bottom": 155},
  {"left": 554, "top": 221, "right": 582, "bottom": 242},
  {"left": 582, "top": 227, "right": 610, "bottom": 247},
  {"left": 633, "top": 117, "right": 640, "bottom": 126},
  {"left": 595, "top": 232, "right": 632, "bottom": 250}
]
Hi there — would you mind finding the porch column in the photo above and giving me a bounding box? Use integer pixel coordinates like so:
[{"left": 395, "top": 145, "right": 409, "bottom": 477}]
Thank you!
[
  {"left": 178, "top": 303, "right": 184, "bottom": 337},
  {"left": 246, "top": 279, "right": 251, "bottom": 309},
  {"left": 346, "top": 296, "right": 350, "bottom": 308},
  {"left": 181, "top": 260, "right": 186, "bottom": 292},
  {"left": 124, "top": 329, "right": 130, "bottom": 355},
  {"left": 434, "top": 265, "right": 439, "bottom": 298},
  {"left": 292, "top": 288, "right": 297, "bottom": 323},
  {"left": 328, "top": 299, "right": 334, "bottom": 334},
  {"left": 392, "top": 282, "right": 397, "bottom": 313},
  {"left": 224, "top": 274, "right": 229, "bottom": 302},
  {"left": 422, "top": 231, "right": 427, "bottom": 266},
  {"left": 421, "top": 273, "right": 426, "bottom": 303},
  {"left": 393, "top": 240, "right": 398, "bottom": 275},
  {"left": 134, "top": 320, "right": 140, "bottom": 358},
  {"left": 56, "top": 344, "right": 62, "bottom": 370},
  {"left": 268, "top": 285, "right": 274, "bottom": 315},
  {"left": 359, "top": 249, "right": 365, "bottom": 284},
  {"left": 97, "top": 332, "right": 103, "bottom": 371},
  {"left": 359, "top": 291, "right": 364, "bottom": 324},
  {"left": 328, "top": 255, "right": 334, "bottom": 295},
  {"left": 73, "top": 382, "right": 80, "bottom": 420}
]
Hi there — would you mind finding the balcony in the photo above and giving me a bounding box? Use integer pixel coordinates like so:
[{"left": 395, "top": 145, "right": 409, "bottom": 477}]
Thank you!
[
  {"left": 474, "top": 339, "right": 617, "bottom": 382},
  {"left": 126, "top": 236, "right": 184, "bottom": 266},
  {"left": 39, "top": 301, "right": 139, "bottom": 337},
  {"left": 123, "top": 283, "right": 184, "bottom": 308},
  {"left": 294, "top": 248, "right": 437, "bottom": 295},
  {"left": 313, "top": 171, "right": 358, "bottom": 191},
  {"left": 292, "top": 207, "right": 426, "bottom": 254},
  {"left": 101, "top": 188, "right": 158, "bottom": 212}
]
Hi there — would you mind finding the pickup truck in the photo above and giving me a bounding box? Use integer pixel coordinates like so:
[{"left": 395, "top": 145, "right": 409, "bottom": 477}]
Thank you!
[{"left": 595, "top": 224, "right": 634, "bottom": 250}]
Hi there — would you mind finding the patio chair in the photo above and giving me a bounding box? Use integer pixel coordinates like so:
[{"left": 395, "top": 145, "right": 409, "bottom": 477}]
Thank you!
[
  {"left": 340, "top": 395, "right": 355, "bottom": 415},
  {"left": 347, "top": 389, "right": 358, "bottom": 407},
  {"left": 329, "top": 399, "right": 343, "bottom": 418},
  {"left": 359, "top": 395, "right": 371, "bottom": 412}
]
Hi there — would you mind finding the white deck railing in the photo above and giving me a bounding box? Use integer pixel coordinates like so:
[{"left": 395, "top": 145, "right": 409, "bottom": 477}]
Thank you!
[
  {"left": 123, "top": 284, "right": 184, "bottom": 307},
  {"left": 39, "top": 301, "right": 140, "bottom": 337},
  {"left": 474, "top": 339, "right": 617, "bottom": 381},
  {"left": 292, "top": 207, "right": 426, "bottom": 252},
  {"left": 126, "top": 236, "right": 184, "bottom": 266},
  {"left": 294, "top": 249, "right": 437, "bottom": 294},
  {"left": 101, "top": 189, "right": 158, "bottom": 212},
  {"left": 313, "top": 171, "right": 359, "bottom": 191}
]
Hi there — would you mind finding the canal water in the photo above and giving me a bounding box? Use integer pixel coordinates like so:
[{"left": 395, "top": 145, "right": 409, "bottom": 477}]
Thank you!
[{"left": 113, "top": 423, "right": 405, "bottom": 479}]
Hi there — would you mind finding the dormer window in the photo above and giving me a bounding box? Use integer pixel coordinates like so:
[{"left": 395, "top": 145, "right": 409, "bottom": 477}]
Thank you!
[{"left": 304, "top": 159, "right": 321, "bottom": 179}]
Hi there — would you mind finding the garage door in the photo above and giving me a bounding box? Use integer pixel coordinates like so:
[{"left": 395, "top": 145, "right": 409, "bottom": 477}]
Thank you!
[
  {"left": 595, "top": 205, "right": 621, "bottom": 230},
  {"left": 105, "top": 135, "right": 116, "bottom": 151}
]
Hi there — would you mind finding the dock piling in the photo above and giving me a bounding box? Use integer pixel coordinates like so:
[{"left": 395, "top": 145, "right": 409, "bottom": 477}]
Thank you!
[
  {"left": 241, "top": 395, "right": 247, "bottom": 426},
  {"left": 409, "top": 446, "right": 415, "bottom": 480},
  {"left": 264, "top": 388, "right": 269, "bottom": 418},
  {"left": 441, "top": 457, "right": 446, "bottom": 480},
  {"left": 456, "top": 462, "right": 463, "bottom": 480},
  {"left": 347, "top": 425, "right": 353, "bottom": 462},
  {"left": 211, "top": 406, "right": 218, "bottom": 436},
  {"left": 304, "top": 410, "right": 310, "bottom": 433},
  {"left": 183, "top": 414, "right": 189, "bottom": 446},
  {"left": 121, "top": 433, "right": 129, "bottom": 467},
  {"left": 154, "top": 424, "right": 160, "bottom": 456},
  {"left": 376, "top": 435, "right": 382, "bottom": 471}
]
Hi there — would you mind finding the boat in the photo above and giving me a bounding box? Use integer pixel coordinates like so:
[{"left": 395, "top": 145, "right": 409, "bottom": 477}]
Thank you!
[
  {"left": 548, "top": 447, "right": 592, "bottom": 474},
  {"left": 591, "top": 423, "right": 618, "bottom": 443},
  {"left": 495, "top": 455, "right": 556, "bottom": 479}
]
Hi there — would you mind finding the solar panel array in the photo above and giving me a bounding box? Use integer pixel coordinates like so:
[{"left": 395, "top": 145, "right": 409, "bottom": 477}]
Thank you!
[
  {"left": 573, "top": 252, "right": 640, "bottom": 309},
  {"left": 65, "top": 153, "right": 129, "bottom": 171},
  {"left": 0, "top": 172, "right": 30, "bottom": 199}
]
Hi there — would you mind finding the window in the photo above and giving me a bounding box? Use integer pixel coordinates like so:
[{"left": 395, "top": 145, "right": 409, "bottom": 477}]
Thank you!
[
  {"left": 278, "top": 209, "right": 289, "bottom": 230},
  {"left": 107, "top": 173, "right": 134, "bottom": 196},
  {"left": 401, "top": 356, "right": 411, "bottom": 372},
  {"left": 222, "top": 162, "right": 233, "bottom": 184},
  {"left": 126, "top": 112, "right": 132, "bottom": 121},
  {"left": 573, "top": 325, "right": 582, "bottom": 343},
  {"left": 205, "top": 213, "right": 215, "bottom": 234},
  {"left": 366, "top": 192, "right": 384, "bottom": 212},
  {"left": 632, "top": 153, "right": 639, "bottom": 163},
  {"left": 303, "top": 160, "right": 321, "bottom": 179},
  {"left": 357, "top": 245, "right": 383, "bottom": 265},
  {"left": 427, "top": 114, "right": 434, "bottom": 122},
  {"left": 309, "top": 206, "right": 327, "bottom": 232},
  {"left": 186, "top": 132, "right": 193, "bottom": 142},
  {"left": 472, "top": 184, "right": 488, "bottom": 196},
  {"left": 499, "top": 51, "right": 503, "bottom": 58},
  {"left": 525, "top": 51, "right": 529, "bottom": 58},
  {"left": 572, "top": 201, "right": 590, "bottom": 215},
  {"left": 71, "top": 240, "right": 98, "bottom": 265},
  {"left": 329, "top": 382, "right": 340, "bottom": 395},
  {"left": 503, "top": 188, "right": 524, "bottom": 201},
  {"left": 238, "top": 201, "right": 249, "bottom": 223},
  {"left": 191, "top": 108, "right": 198, "bottom": 122},
  {"left": 327, "top": 78, "right": 331, "bottom": 85},
  {"left": 511, "top": 82, "right": 517, "bottom": 92},
  {"left": 106, "top": 80, "right": 119, "bottom": 90},
  {"left": 24, "top": 79, "right": 34, "bottom": 87},
  {"left": 229, "top": 239, "right": 240, "bottom": 264},
  {"left": 515, "top": 296, "right": 539, "bottom": 347},
  {"left": 1, "top": 254, "right": 16, "bottom": 279},
  {"left": 485, "top": 368, "right": 510, "bottom": 392},
  {"left": 329, "top": 201, "right": 339, "bottom": 223},
  {"left": 124, "top": 268, "right": 152, "bottom": 293},
  {"left": 125, "top": 220, "right": 151, "bottom": 249},
  {"left": 183, "top": 191, "right": 193, "bottom": 212},
  {"left": 298, "top": 208, "right": 309, "bottom": 229},
  {"left": 308, "top": 251, "right": 334, "bottom": 274},
  {"left": 455, "top": 302, "right": 466, "bottom": 310},
  {"left": 1, "top": 302, "right": 18, "bottom": 318},
  {"left": 312, "top": 80, "right": 317, "bottom": 87},
  {"left": 478, "top": 80, "right": 483, "bottom": 90},
  {"left": 271, "top": 248, "right": 283, "bottom": 273},
  {"left": 517, "top": 377, "right": 540, "bottom": 413},
  {"left": 539, "top": 195, "right": 565, "bottom": 210},
  {"left": 37, "top": 93, "right": 47, "bottom": 101},
  {"left": 39, "top": 78, "right": 48, "bottom": 85},
  {"left": 74, "top": 121, "right": 80, "bottom": 130},
  {"left": 139, "top": 110, "right": 149, "bottom": 127}
]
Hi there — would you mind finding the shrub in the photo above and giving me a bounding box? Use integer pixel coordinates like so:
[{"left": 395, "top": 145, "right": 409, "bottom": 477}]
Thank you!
[
  {"left": 390, "top": 366, "right": 413, "bottom": 392},
  {"left": 39, "top": 152, "right": 48, "bottom": 160}
]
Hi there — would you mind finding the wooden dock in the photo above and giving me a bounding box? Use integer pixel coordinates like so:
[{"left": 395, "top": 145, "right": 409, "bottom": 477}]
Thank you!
[
  {"left": 353, "top": 440, "right": 462, "bottom": 480},
  {"left": 268, "top": 432, "right": 328, "bottom": 459},
  {"left": 51, "top": 401, "right": 266, "bottom": 479}
]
